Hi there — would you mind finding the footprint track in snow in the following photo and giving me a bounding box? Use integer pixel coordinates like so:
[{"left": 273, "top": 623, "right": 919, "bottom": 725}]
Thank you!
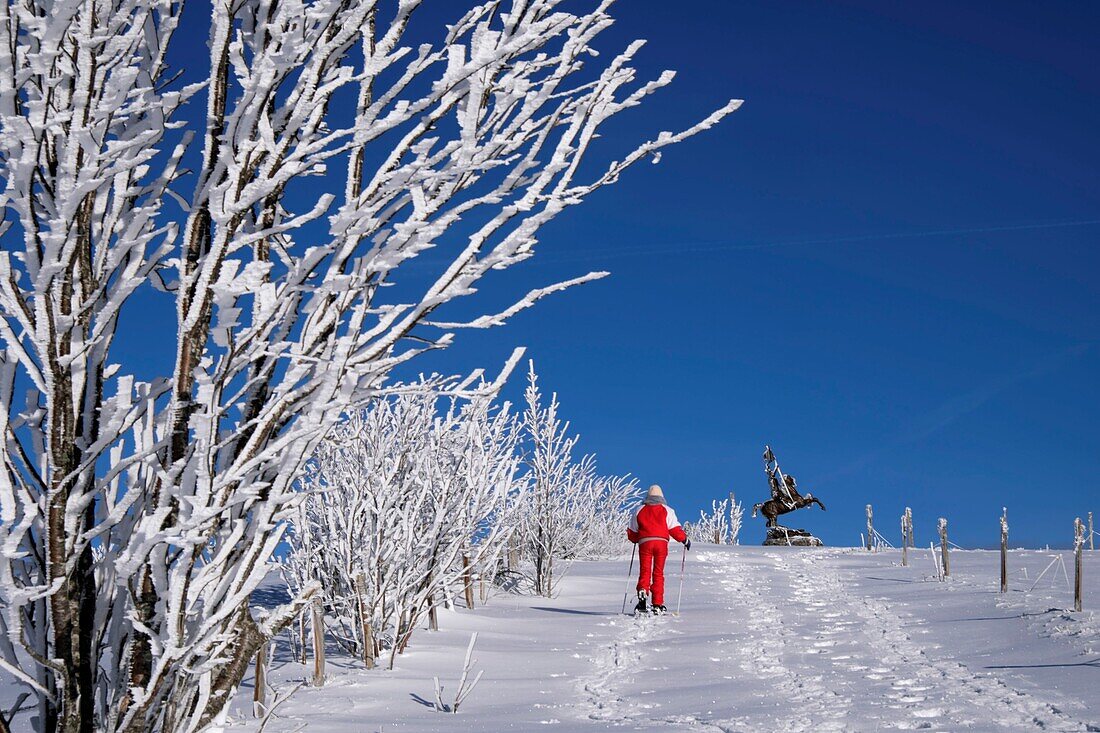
[{"left": 575, "top": 549, "right": 1096, "bottom": 732}]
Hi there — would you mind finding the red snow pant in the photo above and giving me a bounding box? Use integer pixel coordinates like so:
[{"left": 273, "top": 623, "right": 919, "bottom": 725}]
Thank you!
[{"left": 636, "top": 540, "right": 669, "bottom": 605}]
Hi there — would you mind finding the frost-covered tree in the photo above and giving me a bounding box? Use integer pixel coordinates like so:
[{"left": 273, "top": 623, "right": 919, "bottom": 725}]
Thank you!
[
  {"left": 282, "top": 378, "right": 523, "bottom": 668},
  {"left": 687, "top": 496, "right": 743, "bottom": 545},
  {"left": 0, "top": 0, "right": 737, "bottom": 729}
]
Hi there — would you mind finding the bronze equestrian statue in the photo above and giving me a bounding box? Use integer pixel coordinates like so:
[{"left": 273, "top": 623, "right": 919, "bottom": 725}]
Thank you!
[{"left": 752, "top": 445, "right": 826, "bottom": 528}]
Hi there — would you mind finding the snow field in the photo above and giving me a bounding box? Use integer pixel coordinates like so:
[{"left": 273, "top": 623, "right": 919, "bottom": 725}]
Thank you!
[{"left": 223, "top": 546, "right": 1099, "bottom": 732}]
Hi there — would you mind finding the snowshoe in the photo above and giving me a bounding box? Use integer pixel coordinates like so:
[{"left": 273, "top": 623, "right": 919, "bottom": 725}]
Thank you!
[
  {"left": 651, "top": 604, "right": 667, "bottom": 615},
  {"left": 633, "top": 590, "right": 649, "bottom": 615}
]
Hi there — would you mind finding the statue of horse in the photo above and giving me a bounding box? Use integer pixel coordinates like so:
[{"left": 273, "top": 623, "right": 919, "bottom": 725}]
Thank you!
[{"left": 752, "top": 447, "right": 826, "bottom": 528}]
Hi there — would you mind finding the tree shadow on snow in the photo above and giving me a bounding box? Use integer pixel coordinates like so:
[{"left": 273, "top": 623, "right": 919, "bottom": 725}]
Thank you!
[
  {"left": 926, "top": 615, "right": 1023, "bottom": 623},
  {"left": 985, "top": 656, "right": 1100, "bottom": 671},
  {"left": 251, "top": 584, "right": 293, "bottom": 607},
  {"left": 530, "top": 606, "right": 614, "bottom": 617},
  {"left": 409, "top": 693, "right": 438, "bottom": 710}
]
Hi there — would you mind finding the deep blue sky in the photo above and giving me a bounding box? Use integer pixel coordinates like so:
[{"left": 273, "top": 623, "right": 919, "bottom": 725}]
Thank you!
[
  {"left": 118, "top": 1, "right": 1099, "bottom": 549},
  {"left": 409, "top": 0, "right": 1100, "bottom": 549}
]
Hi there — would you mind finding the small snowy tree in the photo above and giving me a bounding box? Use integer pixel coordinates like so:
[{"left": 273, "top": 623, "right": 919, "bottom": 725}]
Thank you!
[
  {"left": 517, "top": 363, "right": 637, "bottom": 594},
  {"left": 519, "top": 365, "right": 580, "bottom": 596},
  {"left": 688, "top": 496, "right": 744, "bottom": 545},
  {"left": 0, "top": 1, "right": 738, "bottom": 729}
]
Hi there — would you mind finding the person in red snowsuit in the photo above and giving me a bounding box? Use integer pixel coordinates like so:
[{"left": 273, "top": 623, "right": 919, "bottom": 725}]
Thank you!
[{"left": 626, "top": 484, "right": 690, "bottom": 613}]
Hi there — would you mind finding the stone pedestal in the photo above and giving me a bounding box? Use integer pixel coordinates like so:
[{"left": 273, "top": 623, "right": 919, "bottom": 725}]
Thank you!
[{"left": 763, "top": 526, "right": 824, "bottom": 547}]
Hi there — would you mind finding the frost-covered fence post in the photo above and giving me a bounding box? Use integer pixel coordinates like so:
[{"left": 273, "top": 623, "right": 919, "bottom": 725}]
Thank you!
[
  {"left": 253, "top": 643, "right": 268, "bottom": 718},
  {"left": 311, "top": 597, "right": 326, "bottom": 687},
  {"left": 905, "top": 507, "right": 914, "bottom": 549},
  {"left": 866, "top": 505, "right": 874, "bottom": 551},
  {"left": 728, "top": 492, "right": 736, "bottom": 543},
  {"left": 901, "top": 514, "right": 907, "bottom": 566},
  {"left": 1075, "top": 518, "right": 1085, "bottom": 612},
  {"left": 1000, "top": 508, "right": 1009, "bottom": 593},
  {"left": 938, "top": 518, "right": 950, "bottom": 579}
]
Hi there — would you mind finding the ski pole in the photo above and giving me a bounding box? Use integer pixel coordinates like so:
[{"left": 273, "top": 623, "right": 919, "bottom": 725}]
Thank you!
[
  {"left": 620, "top": 544, "right": 637, "bottom": 615},
  {"left": 675, "top": 543, "right": 687, "bottom": 616}
]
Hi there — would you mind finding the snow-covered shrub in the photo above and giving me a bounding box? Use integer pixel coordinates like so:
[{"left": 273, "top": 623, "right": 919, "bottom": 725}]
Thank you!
[
  {"left": 574, "top": 473, "right": 643, "bottom": 559},
  {"left": 688, "top": 497, "right": 744, "bottom": 545},
  {"left": 283, "top": 381, "right": 524, "bottom": 668},
  {"left": 0, "top": 0, "right": 737, "bottom": 726}
]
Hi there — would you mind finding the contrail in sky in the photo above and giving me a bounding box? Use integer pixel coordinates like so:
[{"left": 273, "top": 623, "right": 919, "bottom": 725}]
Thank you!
[
  {"left": 530, "top": 217, "right": 1100, "bottom": 265},
  {"left": 817, "top": 341, "right": 1095, "bottom": 485},
  {"left": 402, "top": 218, "right": 1100, "bottom": 271}
]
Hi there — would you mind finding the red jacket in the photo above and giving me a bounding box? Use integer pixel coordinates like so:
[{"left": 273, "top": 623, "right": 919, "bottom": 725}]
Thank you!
[{"left": 627, "top": 501, "right": 688, "bottom": 544}]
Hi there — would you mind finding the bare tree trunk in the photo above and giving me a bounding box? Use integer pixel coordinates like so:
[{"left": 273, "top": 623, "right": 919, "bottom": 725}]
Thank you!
[
  {"left": 546, "top": 552, "right": 554, "bottom": 598},
  {"left": 354, "top": 573, "right": 375, "bottom": 669},
  {"left": 463, "top": 555, "right": 475, "bottom": 609},
  {"left": 428, "top": 592, "right": 439, "bottom": 632},
  {"left": 299, "top": 613, "right": 308, "bottom": 664},
  {"left": 507, "top": 537, "right": 519, "bottom": 573},
  {"left": 47, "top": 448, "right": 97, "bottom": 733}
]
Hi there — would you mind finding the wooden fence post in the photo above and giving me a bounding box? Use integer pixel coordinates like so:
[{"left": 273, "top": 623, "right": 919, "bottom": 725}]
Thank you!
[
  {"left": 1000, "top": 508, "right": 1008, "bottom": 593},
  {"left": 866, "top": 505, "right": 874, "bottom": 551},
  {"left": 253, "top": 641, "right": 267, "bottom": 718},
  {"left": 729, "top": 491, "right": 736, "bottom": 544},
  {"left": 905, "top": 507, "right": 913, "bottom": 548},
  {"left": 311, "top": 595, "right": 326, "bottom": 686},
  {"left": 463, "top": 554, "right": 475, "bottom": 610},
  {"left": 938, "top": 517, "right": 950, "bottom": 579},
  {"left": 900, "top": 513, "right": 909, "bottom": 567},
  {"left": 1075, "top": 517, "right": 1085, "bottom": 612}
]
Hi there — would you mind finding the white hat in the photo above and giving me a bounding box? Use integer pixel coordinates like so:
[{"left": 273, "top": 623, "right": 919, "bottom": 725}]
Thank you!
[{"left": 646, "top": 484, "right": 665, "bottom": 499}]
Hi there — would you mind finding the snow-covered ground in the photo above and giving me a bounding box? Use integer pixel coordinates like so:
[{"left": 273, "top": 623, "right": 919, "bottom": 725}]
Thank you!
[{"left": 224, "top": 546, "right": 1100, "bottom": 732}]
